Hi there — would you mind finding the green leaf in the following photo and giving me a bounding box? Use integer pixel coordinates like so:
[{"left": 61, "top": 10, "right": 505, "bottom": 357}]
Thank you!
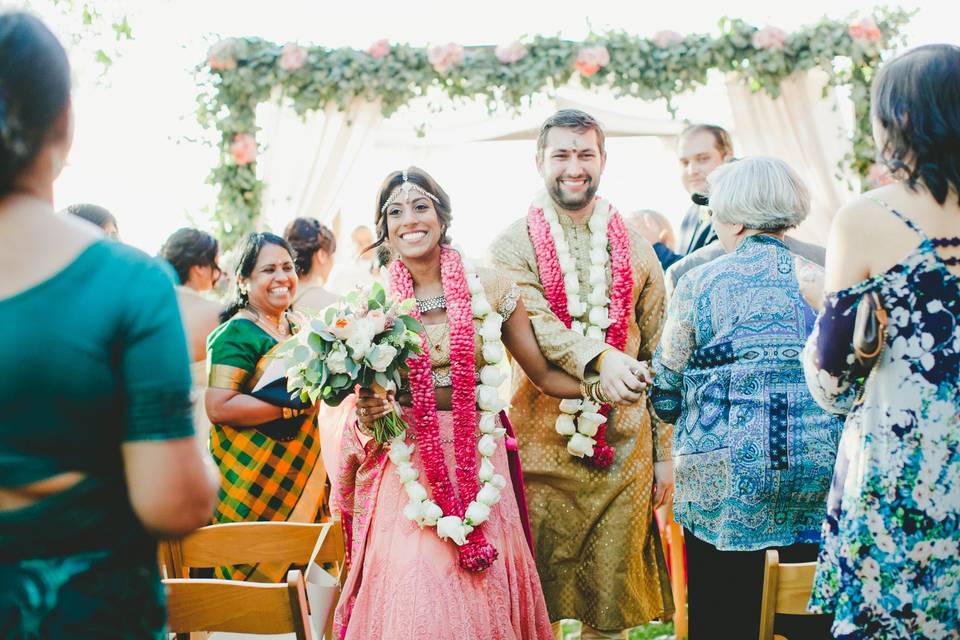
[
  {"left": 329, "top": 373, "right": 350, "bottom": 389},
  {"left": 324, "top": 307, "right": 337, "bottom": 324},
  {"left": 308, "top": 332, "right": 327, "bottom": 353},
  {"left": 401, "top": 315, "right": 423, "bottom": 333}
]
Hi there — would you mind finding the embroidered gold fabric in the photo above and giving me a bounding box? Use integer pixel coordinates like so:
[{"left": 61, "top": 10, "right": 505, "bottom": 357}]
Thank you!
[
  {"left": 489, "top": 208, "right": 674, "bottom": 630},
  {"left": 208, "top": 364, "right": 250, "bottom": 391},
  {"left": 421, "top": 268, "right": 517, "bottom": 388}
]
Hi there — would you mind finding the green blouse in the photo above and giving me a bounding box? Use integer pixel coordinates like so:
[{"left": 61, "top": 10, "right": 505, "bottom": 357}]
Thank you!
[{"left": 0, "top": 240, "right": 194, "bottom": 561}]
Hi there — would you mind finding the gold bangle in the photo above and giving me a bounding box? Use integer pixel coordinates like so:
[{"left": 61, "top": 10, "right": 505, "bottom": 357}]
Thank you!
[
  {"left": 579, "top": 379, "right": 591, "bottom": 399},
  {"left": 594, "top": 349, "right": 612, "bottom": 373}
]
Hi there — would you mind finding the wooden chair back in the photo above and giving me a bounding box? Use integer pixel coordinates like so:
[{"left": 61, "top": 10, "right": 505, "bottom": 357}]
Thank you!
[
  {"left": 161, "top": 521, "right": 328, "bottom": 578},
  {"left": 164, "top": 569, "right": 312, "bottom": 639},
  {"left": 759, "top": 549, "right": 817, "bottom": 640}
]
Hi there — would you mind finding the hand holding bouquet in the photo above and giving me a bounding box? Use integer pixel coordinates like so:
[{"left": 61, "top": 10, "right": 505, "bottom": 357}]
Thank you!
[{"left": 279, "top": 283, "right": 423, "bottom": 442}]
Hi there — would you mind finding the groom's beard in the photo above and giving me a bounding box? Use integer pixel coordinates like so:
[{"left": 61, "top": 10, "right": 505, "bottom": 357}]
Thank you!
[{"left": 547, "top": 178, "right": 598, "bottom": 212}]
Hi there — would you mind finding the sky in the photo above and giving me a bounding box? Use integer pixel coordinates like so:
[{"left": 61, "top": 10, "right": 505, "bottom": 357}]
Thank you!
[{"left": 17, "top": 0, "right": 958, "bottom": 258}]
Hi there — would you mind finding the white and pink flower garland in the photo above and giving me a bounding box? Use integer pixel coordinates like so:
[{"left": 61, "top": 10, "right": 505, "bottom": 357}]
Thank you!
[
  {"left": 388, "top": 246, "right": 509, "bottom": 572},
  {"left": 527, "top": 194, "right": 633, "bottom": 468}
]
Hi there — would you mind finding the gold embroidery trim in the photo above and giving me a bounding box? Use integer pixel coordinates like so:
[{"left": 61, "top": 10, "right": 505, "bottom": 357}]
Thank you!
[{"left": 208, "top": 364, "right": 250, "bottom": 391}]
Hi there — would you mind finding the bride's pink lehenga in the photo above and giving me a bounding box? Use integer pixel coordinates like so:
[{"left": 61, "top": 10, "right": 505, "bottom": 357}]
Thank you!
[{"left": 334, "top": 407, "right": 553, "bottom": 640}]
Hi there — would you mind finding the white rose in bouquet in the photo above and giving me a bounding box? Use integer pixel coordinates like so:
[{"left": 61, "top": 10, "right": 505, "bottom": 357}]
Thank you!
[
  {"left": 478, "top": 457, "right": 495, "bottom": 483},
  {"left": 476, "top": 483, "right": 501, "bottom": 506},
  {"left": 479, "top": 365, "right": 505, "bottom": 387},
  {"left": 367, "top": 308, "right": 387, "bottom": 334},
  {"left": 346, "top": 317, "right": 376, "bottom": 359},
  {"left": 326, "top": 344, "right": 349, "bottom": 374},
  {"left": 420, "top": 500, "right": 443, "bottom": 526},
  {"left": 477, "top": 385, "right": 505, "bottom": 412},
  {"left": 366, "top": 343, "right": 398, "bottom": 372},
  {"left": 555, "top": 414, "right": 577, "bottom": 436},
  {"left": 464, "top": 501, "right": 491, "bottom": 526},
  {"left": 477, "top": 434, "right": 497, "bottom": 458},
  {"left": 436, "top": 515, "right": 469, "bottom": 545},
  {"left": 566, "top": 432, "right": 596, "bottom": 458}
]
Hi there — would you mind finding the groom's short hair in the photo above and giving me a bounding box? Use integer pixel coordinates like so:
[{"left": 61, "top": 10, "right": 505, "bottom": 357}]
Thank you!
[{"left": 537, "top": 109, "right": 606, "bottom": 158}]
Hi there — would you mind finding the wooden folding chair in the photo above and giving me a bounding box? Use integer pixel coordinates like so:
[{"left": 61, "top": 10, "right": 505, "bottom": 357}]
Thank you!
[
  {"left": 758, "top": 549, "right": 817, "bottom": 640},
  {"left": 165, "top": 569, "right": 312, "bottom": 639},
  {"left": 160, "top": 521, "right": 328, "bottom": 580},
  {"left": 159, "top": 521, "right": 344, "bottom": 639}
]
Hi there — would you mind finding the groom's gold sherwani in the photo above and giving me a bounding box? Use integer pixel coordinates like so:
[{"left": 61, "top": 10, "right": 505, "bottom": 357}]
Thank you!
[{"left": 489, "top": 202, "right": 674, "bottom": 631}]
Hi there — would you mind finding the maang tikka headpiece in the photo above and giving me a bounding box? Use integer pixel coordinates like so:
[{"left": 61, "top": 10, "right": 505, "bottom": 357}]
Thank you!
[{"left": 380, "top": 169, "right": 442, "bottom": 214}]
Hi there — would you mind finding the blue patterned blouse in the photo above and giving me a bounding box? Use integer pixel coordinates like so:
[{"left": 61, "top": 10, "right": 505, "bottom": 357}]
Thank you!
[{"left": 652, "top": 235, "right": 843, "bottom": 551}]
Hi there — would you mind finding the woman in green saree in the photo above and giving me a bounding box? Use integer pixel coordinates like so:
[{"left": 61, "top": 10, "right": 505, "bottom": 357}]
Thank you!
[{"left": 205, "top": 232, "right": 323, "bottom": 581}]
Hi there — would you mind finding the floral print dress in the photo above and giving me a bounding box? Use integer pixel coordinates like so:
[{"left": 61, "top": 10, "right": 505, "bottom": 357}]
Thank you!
[{"left": 803, "top": 202, "right": 960, "bottom": 639}]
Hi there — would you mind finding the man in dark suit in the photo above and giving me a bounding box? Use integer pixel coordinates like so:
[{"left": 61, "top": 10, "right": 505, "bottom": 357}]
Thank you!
[{"left": 639, "top": 124, "right": 734, "bottom": 270}]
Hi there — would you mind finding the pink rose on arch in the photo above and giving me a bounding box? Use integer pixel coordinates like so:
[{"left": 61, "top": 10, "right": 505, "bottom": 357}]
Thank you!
[
  {"left": 867, "top": 163, "right": 896, "bottom": 188},
  {"left": 652, "top": 30, "right": 684, "bottom": 48},
  {"left": 495, "top": 40, "right": 527, "bottom": 64},
  {"left": 849, "top": 17, "right": 882, "bottom": 43},
  {"left": 279, "top": 43, "right": 307, "bottom": 71},
  {"left": 575, "top": 45, "right": 610, "bottom": 77},
  {"left": 207, "top": 39, "right": 237, "bottom": 71},
  {"left": 230, "top": 134, "right": 257, "bottom": 166},
  {"left": 367, "top": 38, "right": 391, "bottom": 60},
  {"left": 751, "top": 26, "right": 788, "bottom": 51},
  {"left": 427, "top": 42, "right": 464, "bottom": 73}
]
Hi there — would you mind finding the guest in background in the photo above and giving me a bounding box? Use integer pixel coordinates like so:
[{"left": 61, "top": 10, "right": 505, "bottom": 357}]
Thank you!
[
  {"left": 204, "top": 232, "right": 324, "bottom": 581},
  {"left": 284, "top": 216, "right": 339, "bottom": 312},
  {"left": 802, "top": 44, "right": 960, "bottom": 639},
  {"left": 626, "top": 209, "right": 677, "bottom": 269},
  {"left": 330, "top": 224, "right": 381, "bottom": 294},
  {"left": 0, "top": 13, "right": 217, "bottom": 637},
  {"left": 652, "top": 156, "right": 841, "bottom": 639},
  {"left": 638, "top": 124, "right": 732, "bottom": 270},
  {"left": 159, "top": 227, "right": 224, "bottom": 445},
  {"left": 63, "top": 202, "right": 118, "bottom": 239}
]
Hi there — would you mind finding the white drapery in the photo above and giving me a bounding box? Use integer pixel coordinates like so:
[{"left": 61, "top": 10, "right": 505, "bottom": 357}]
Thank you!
[
  {"left": 256, "top": 97, "right": 383, "bottom": 233},
  {"left": 725, "top": 70, "right": 856, "bottom": 244}
]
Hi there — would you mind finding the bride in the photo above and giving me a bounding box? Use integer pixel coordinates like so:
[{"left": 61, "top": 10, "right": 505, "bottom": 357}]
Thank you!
[{"left": 335, "top": 167, "right": 596, "bottom": 639}]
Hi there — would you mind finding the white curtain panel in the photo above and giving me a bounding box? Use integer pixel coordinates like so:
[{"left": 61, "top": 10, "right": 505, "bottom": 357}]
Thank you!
[
  {"left": 725, "top": 70, "right": 856, "bottom": 244},
  {"left": 257, "top": 96, "right": 383, "bottom": 233}
]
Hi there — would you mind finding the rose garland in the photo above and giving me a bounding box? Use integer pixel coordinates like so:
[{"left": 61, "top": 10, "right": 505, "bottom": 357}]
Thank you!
[
  {"left": 527, "top": 194, "right": 633, "bottom": 468},
  {"left": 387, "top": 246, "right": 509, "bottom": 572}
]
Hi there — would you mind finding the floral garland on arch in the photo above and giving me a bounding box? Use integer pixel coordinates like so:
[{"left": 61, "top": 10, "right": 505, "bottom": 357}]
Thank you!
[
  {"left": 527, "top": 194, "right": 633, "bottom": 468},
  {"left": 387, "top": 246, "right": 510, "bottom": 572},
  {"left": 197, "top": 9, "right": 911, "bottom": 249}
]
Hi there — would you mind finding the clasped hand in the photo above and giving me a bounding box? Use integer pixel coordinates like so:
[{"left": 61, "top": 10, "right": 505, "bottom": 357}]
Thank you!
[{"left": 598, "top": 350, "right": 653, "bottom": 405}]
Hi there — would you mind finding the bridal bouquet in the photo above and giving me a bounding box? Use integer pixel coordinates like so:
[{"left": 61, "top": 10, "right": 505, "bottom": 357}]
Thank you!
[{"left": 279, "top": 283, "right": 423, "bottom": 443}]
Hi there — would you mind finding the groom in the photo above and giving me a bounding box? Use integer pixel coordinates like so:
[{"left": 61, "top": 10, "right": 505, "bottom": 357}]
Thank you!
[{"left": 490, "top": 109, "right": 674, "bottom": 639}]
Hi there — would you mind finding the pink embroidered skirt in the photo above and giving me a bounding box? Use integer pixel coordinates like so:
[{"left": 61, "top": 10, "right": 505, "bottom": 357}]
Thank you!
[{"left": 336, "top": 409, "right": 552, "bottom": 640}]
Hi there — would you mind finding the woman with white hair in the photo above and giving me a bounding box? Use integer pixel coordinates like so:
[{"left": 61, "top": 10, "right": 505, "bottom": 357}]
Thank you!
[{"left": 651, "top": 156, "right": 841, "bottom": 638}]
